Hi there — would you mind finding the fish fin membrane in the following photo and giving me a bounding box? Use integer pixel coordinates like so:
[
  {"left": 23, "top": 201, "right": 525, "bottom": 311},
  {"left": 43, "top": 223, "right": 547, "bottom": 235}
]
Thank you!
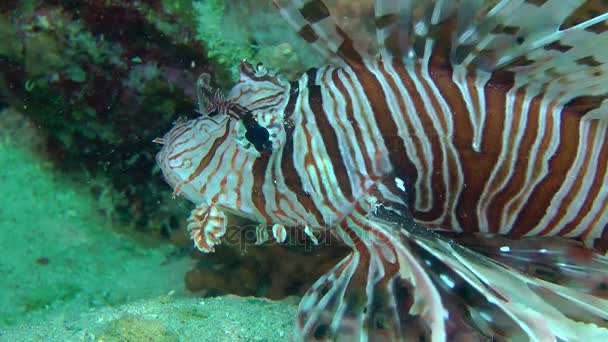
[
  {"left": 453, "top": 233, "right": 608, "bottom": 299},
  {"left": 271, "top": 0, "right": 352, "bottom": 67},
  {"left": 273, "top": 0, "right": 608, "bottom": 120},
  {"left": 297, "top": 216, "right": 449, "bottom": 341},
  {"left": 297, "top": 213, "right": 608, "bottom": 341},
  {"left": 451, "top": 1, "right": 608, "bottom": 120}
]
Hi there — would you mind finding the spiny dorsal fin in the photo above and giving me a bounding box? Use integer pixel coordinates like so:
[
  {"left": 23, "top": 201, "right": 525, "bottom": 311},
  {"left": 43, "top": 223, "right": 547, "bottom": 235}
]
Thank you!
[
  {"left": 451, "top": 1, "right": 608, "bottom": 119},
  {"left": 272, "top": 0, "right": 461, "bottom": 66},
  {"left": 271, "top": 0, "right": 353, "bottom": 66},
  {"left": 273, "top": 1, "right": 608, "bottom": 120}
]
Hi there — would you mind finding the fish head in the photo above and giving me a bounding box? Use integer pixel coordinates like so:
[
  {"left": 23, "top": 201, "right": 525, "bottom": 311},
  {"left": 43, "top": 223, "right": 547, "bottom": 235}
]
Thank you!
[
  {"left": 155, "top": 114, "right": 238, "bottom": 206},
  {"left": 155, "top": 61, "right": 291, "bottom": 218}
]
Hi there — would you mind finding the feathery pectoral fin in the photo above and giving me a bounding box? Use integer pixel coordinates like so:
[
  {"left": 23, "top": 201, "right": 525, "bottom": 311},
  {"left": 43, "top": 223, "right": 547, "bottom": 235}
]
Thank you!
[
  {"left": 296, "top": 215, "right": 448, "bottom": 341},
  {"left": 298, "top": 207, "right": 608, "bottom": 341}
]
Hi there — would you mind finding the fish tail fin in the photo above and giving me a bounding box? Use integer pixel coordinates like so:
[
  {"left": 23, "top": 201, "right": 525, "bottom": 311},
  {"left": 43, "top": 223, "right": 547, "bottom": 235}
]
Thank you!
[{"left": 297, "top": 210, "right": 608, "bottom": 341}]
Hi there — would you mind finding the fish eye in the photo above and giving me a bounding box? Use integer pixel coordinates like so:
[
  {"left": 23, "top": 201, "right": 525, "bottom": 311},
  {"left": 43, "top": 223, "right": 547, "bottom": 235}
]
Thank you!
[{"left": 245, "top": 122, "right": 271, "bottom": 153}]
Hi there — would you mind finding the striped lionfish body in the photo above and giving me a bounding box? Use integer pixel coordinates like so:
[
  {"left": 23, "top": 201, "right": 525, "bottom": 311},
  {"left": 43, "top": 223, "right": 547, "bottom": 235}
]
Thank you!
[{"left": 157, "top": 0, "right": 608, "bottom": 341}]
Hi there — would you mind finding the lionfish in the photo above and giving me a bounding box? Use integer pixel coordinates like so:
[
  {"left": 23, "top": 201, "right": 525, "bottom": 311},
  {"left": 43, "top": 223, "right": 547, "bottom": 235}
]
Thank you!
[{"left": 156, "top": 0, "right": 608, "bottom": 340}]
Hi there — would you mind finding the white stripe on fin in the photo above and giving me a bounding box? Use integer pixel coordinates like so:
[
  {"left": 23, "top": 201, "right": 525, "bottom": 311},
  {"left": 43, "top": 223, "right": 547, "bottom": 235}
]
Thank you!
[
  {"left": 272, "top": 0, "right": 352, "bottom": 66},
  {"left": 373, "top": 0, "right": 462, "bottom": 64},
  {"left": 274, "top": 1, "right": 608, "bottom": 119},
  {"left": 451, "top": 0, "right": 608, "bottom": 120}
]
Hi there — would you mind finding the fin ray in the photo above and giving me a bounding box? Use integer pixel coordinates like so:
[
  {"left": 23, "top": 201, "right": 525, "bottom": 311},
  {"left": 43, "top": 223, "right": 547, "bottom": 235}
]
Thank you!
[
  {"left": 272, "top": 0, "right": 351, "bottom": 66},
  {"left": 275, "top": 1, "right": 608, "bottom": 120}
]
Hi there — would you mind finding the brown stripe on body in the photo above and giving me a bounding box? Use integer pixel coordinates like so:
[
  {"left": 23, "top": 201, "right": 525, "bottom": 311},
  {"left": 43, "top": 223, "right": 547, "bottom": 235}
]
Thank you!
[
  {"left": 413, "top": 63, "right": 462, "bottom": 230},
  {"left": 251, "top": 151, "right": 273, "bottom": 223},
  {"left": 390, "top": 61, "right": 448, "bottom": 223},
  {"left": 307, "top": 75, "right": 353, "bottom": 202},
  {"left": 268, "top": 81, "right": 320, "bottom": 224},
  {"left": 331, "top": 70, "right": 373, "bottom": 178},
  {"left": 566, "top": 128, "right": 608, "bottom": 239},
  {"left": 299, "top": 69, "right": 342, "bottom": 218},
  {"left": 498, "top": 99, "right": 559, "bottom": 235},
  {"left": 415, "top": 64, "right": 449, "bottom": 133},
  {"left": 301, "top": 115, "right": 341, "bottom": 218},
  {"left": 538, "top": 123, "right": 602, "bottom": 237},
  {"left": 582, "top": 187, "right": 608, "bottom": 243},
  {"left": 335, "top": 31, "right": 450, "bottom": 222},
  {"left": 374, "top": 59, "right": 422, "bottom": 201},
  {"left": 500, "top": 99, "right": 556, "bottom": 235},
  {"left": 487, "top": 92, "right": 543, "bottom": 233},
  {"left": 430, "top": 67, "right": 507, "bottom": 232},
  {"left": 482, "top": 88, "right": 527, "bottom": 233},
  {"left": 212, "top": 149, "right": 242, "bottom": 204},
  {"left": 280, "top": 124, "right": 325, "bottom": 225},
  {"left": 233, "top": 153, "right": 252, "bottom": 211},
  {"left": 324, "top": 69, "right": 369, "bottom": 194},
  {"left": 326, "top": 63, "right": 385, "bottom": 179},
  {"left": 582, "top": 132, "right": 608, "bottom": 242},
  {"left": 508, "top": 105, "right": 582, "bottom": 237}
]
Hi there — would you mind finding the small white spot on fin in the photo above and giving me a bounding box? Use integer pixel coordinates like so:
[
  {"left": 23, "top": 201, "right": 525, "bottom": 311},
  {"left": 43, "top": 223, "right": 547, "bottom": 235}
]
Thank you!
[
  {"left": 255, "top": 224, "right": 270, "bottom": 245},
  {"left": 304, "top": 225, "right": 319, "bottom": 245},
  {"left": 272, "top": 223, "right": 287, "bottom": 243},
  {"left": 395, "top": 177, "right": 406, "bottom": 192}
]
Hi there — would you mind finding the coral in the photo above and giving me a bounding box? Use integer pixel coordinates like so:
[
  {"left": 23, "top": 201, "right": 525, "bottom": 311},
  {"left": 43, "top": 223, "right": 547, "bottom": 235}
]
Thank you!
[
  {"left": 0, "top": 1, "right": 206, "bottom": 231},
  {"left": 192, "top": 0, "right": 254, "bottom": 85},
  {"left": 204, "top": 0, "right": 324, "bottom": 80},
  {"left": 184, "top": 222, "right": 349, "bottom": 300}
]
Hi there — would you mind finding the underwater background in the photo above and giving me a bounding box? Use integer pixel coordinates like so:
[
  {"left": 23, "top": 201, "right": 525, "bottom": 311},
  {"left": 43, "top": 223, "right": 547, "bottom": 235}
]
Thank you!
[
  {"left": 0, "top": 0, "right": 334, "bottom": 340},
  {"left": 4, "top": 1, "right": 608, "bottom": 341}
]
